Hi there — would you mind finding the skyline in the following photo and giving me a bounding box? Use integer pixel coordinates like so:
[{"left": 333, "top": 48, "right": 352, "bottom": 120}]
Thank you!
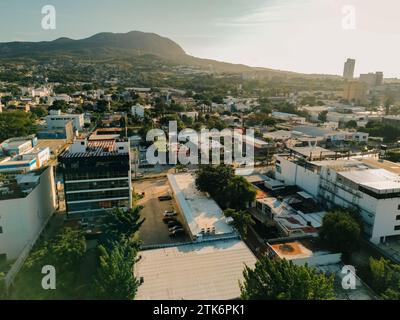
[{"left": 0, "top": 0, "right": 399, "bottom": 77}]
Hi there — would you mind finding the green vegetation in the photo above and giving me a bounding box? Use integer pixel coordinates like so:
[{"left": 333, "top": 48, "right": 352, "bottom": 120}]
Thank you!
[
  {"left": 224, "top": 209, "right": 254, "bottom": 239},
  {"left": 101, "top": 207, "right": 145, "bottom": 244},
  {"left": 318, "top": 110, "right": 328, "bottom": 122},
  {"left": 48, "top": 100, "right": 69, "bottom": 112},
  {"left": 225, "top": 176, "right": 257, "bottom": 210},
  {"left": 385, "top": 149, "right": 400, "bottom": 162},
  {"left": 195, "top": 164, "right": 256, "bottom": 210},
  {"left": 11, "top": 228, "right": 86, "bottom": 299},
  {"left": 195, "top": 164, "right": 235, "bottom": 207},
  {"left": 7, "top": 207, "right": 144, "bottom": 300},
  {"left": 240, "top": 257, "right": 335, "bottom": 300},
  {"left": 0, "top": 111, "right": 37, "bottom": 141},
  {"left": 30, "top": 106, "right": 48, "bottom": 118},
  {"left": 195, "top": 165, "right": 256, "bottom": 237},
  {"left": 93, "top": 207, "right": 144, "bottom": 300},
  {"left": 344, "top": 120, "right": 358, "bottom": 129},
  {"left": 361, "top": 121, "right": 400, "bottom": 142},
  {"left": 368, "top": 257, "right": 400, "bottom": 299},
  {"left": 319, "top": 210, "right": 361, "bottom": 255},
  {"left": 93, "top": 238, "right": 140, "bottom": 300},
  {"left": 0, "top": 272, "right": 6, "bottom": 299}
]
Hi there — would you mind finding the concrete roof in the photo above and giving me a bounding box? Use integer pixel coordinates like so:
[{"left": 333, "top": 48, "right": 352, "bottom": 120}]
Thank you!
[
  {"left": 168, "top": 173, "right": 234, "bottom": 238},
  {"left": 270, "top": 241, "right": 313, "bottom": 260},
  {"left": 135, "top": 239, "right": 257, "bottom": 300},
  {"left": 290, "top": 146, "right": 336, "bottom": 159},
  {"left": 292, "top": 126, "right": 335, "bottom": 137},
  {"left": 339, "top": 169, "right": 400, "bottom": 192}
]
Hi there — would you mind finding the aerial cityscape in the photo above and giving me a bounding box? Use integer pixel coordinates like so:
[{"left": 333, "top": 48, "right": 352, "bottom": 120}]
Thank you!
[{"left": 1, "top": 0, "right": 400, "bottom": 307}]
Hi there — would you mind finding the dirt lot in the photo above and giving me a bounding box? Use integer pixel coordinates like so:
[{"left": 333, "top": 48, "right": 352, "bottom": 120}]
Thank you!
[{"left": 134, "top": 178, "right": 190, "bottom": 246}]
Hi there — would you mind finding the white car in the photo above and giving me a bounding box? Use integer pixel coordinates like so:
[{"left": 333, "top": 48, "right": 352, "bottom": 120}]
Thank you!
[{"left": 163, "top": 210, "right": 177, "bottom": 217}]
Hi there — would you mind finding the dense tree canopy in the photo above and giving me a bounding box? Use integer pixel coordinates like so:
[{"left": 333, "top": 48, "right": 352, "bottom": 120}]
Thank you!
[
  {"left": 225, "top": 176, "right": 257, "bottom": 210},
  {"left": 11, "top": 228, "right": 86, "bottom": 299},
  {"left": 224, "top": 208, "right": 254, "bottom": 238},
  {"left": 93, "top": 238, "right": 140, "bottom": 300},
  {"left": 368, "top": 257, "right": 400, "bottom": 299},
  {"left": 195, "top": 164, "right": 234, "bottom": 201},
  {"left": 319, "top": 210, "right": 361, "bottom": 254},
  {"left": 240, "top": 257, "right": 335, "bottom": 300},
  {"left": 101, "top": 207, "right": 145, "bottom": 244},
  {"left": 196, "top": 165, "right": 256, "bottom": 210},
  {"left": 0, "top": 111, "right": 37, "bottom": 141}
]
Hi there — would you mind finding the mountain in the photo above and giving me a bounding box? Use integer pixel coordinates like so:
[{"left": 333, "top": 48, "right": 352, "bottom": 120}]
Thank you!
[
  {"left": 0, "top": 31, "right": 334, "bottom": 78},
  {"left": 0, "top": 31, "right": 186, "bottom": 60}
]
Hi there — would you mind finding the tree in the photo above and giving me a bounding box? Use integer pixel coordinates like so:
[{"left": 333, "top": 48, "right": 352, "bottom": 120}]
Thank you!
[
  {"left": 319, "top": 210, "right": 361, "bottom": 254},
  {"left": 13, "top": 228, "right": 86, "bottom": 299},
  {"left": 48, "top": 100, "right": 68, "bottom": 112},
  {"left": 385, "top": 95, "right": 395, "bottom": 115},
  {"left": 240, "top": 257, "right": 335, "bottom": 300},
  {"left": 30, "top": 106, "right": 48, "bottom": 118},
  {"left": 368, "top": 257, "right": 400, "bottom": 299},
  {"left": 93, "top": 238, "right": 140, "bottom": 300},
  {"left": 345, "top": 120, "right": 358, "bottom": 129},
  {"left": 0, "top": 111, "right": 37, "bottom": 141},
  {"left": 102, "top": 207, "right": 145, "bottom": 244},
  {"left": 224, "top": 209, "right": 254, "bottom": 238},
  {"left": 195, "top": 164, "right": 234, "bottom": 200},
  {"left": 0, "top": 272, "right": 6, "bottom": 299},
  {"left": 318, "top": 110, "right": 328, "bottom": 122},
  {"left": 225, "top": 176, "right": 256, "bottom": 210}
]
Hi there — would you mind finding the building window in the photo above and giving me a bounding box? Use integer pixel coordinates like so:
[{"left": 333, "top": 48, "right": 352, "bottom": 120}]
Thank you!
[
  {"left": 0, "top": 226, "right": 3, "bottom": 233},
  {"left": 395, "top": 226, "right": 400, "bottom": 231},
  {"left": 397, "top": 215, "right": 400, "bottom": 220}
]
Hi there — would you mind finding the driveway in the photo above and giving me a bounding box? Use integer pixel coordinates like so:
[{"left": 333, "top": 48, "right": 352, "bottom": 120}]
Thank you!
[{"left": 134, "top": 178, "right": 189, "bottom": 246}]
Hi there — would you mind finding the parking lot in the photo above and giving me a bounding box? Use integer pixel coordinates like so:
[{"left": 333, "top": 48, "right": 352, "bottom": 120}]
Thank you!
[{"left": 134, "top": 178, "right": 190, "bottom": 246}]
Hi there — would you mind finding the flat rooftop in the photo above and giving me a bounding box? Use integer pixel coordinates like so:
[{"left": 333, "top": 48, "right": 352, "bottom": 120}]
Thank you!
[
  {"left": 359, "top": 157, "right": 400, "bottom": 175},
  {"left": 135, "top": 239, "right": 257, "bottom": 300},
  {"left": 168, "top": 173, "right": 234, "bottom": 238},
  {"left": 290, "top": 146, "right": 336, "bottom": 159},
  {"left": 270, "top": 241, "right": 313, "bottom": 260},
  {"left": 292, "top": 125, "right": 335, "bottom": 137},
  {"left": 339, "top": 169, "right": 400, "bottom": 192}
]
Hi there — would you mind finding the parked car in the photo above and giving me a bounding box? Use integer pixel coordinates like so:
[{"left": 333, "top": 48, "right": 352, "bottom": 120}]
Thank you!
[
  {"left": 167, "top": 221, "right": 182, "bottom": 228},
  {"left": 158, "top": 195, "right": 172, "bottom": 201},
  {"left": 169, "top": 228, "right": 185, "bottom": 237},
  {"left": 169, "top": 225, "right": 183, "bottom": 232},
  {"left": 163, "top": 210, "right": 177, "bottom": 217},
  {"left": 163, "top": 216, "right": 178, "bottom": 223}
]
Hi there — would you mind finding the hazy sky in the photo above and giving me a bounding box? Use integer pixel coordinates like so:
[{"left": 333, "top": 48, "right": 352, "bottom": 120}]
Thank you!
[{"left": 1, "top": 0, "right": 399, "bottom": 77}]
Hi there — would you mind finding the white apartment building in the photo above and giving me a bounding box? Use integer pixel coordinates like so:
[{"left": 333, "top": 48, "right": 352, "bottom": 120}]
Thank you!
[
  {"left": 131, "top": 104, "right": 145, "bottom": 118},
  {"left": 275, "top": 154, "right": 400, "bottom": 244},
  {"left": 45, "top": 109, "right": 85, "bottom": 132},
  {"left": 21, "top": 86, "right": 52, "bottom": 98},
  {"left": 0, "top": 167, "right": 57, "bottom": 261}
]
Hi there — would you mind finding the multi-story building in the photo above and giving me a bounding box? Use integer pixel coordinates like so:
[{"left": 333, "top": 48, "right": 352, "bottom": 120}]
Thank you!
[
  {"left": 375, "top": 72, "right": 384, "bottom": 86},
  {"left": 359, "top": 72, "right": 384, "bottom": 88},
  {"left": 343, "top": 80, "right": 368, "bottom": 102},
  {"left": 45, "top": 109, "right": 85, "bottom": 132},
  {"left": 275, "top": 154, "right": 400, "bottom": 244},
  {"left": 131, "top": 104, "right": 145, "bottom": 118},
  {"left": 0, "top": 166, "right": 57, "bottom": 261},
  {"left": 58, "top": 136, "right": 132, "bottom": 219},
  {"left": 0, "top": 136, "right": 50, "bottom": 173},
  {"left": 343, "top": 58, "right": 356, "bottom": 80}
]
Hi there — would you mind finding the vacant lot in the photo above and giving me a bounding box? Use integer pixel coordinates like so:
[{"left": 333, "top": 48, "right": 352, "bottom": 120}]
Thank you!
[{"left": 134, "top": 178, "right": 189, "bottom": 246}]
